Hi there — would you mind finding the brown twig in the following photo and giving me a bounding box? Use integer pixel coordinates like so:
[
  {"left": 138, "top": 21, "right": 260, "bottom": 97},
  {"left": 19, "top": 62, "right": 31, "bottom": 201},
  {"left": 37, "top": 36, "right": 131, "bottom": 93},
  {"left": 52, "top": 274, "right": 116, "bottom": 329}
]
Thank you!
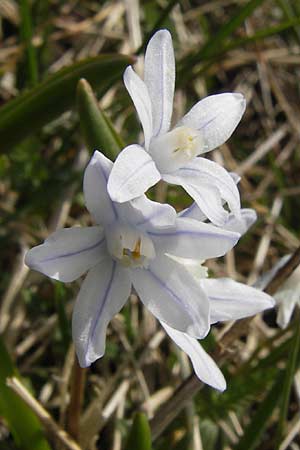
[
  {"left": 6, "top": 377, "right": 82, "bottom": 450},
  {"left": 150, "top": 245, "right": 300, "bottom": 440},
  {"left": 66, "top": 358, "right": 87, "bottom": 441}
]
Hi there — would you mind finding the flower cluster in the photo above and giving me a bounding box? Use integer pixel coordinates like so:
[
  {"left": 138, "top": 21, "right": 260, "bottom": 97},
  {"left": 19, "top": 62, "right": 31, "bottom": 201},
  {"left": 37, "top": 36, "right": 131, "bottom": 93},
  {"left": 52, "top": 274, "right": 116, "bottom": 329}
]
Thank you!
[{"left": 25, "top": 30, "right": 275, "bottom": 391}]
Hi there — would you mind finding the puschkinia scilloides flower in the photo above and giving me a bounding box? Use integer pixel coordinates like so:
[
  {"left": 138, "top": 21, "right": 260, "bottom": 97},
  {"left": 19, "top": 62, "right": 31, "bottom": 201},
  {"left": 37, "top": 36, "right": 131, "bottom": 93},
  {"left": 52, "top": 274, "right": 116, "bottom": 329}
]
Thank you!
[
  {"left": 257, "top": 255, "right": 300, "bottom": 329},
  {"left": 107, "top": 29, "right": 246, "bottom": 226},
  {"left": 25, "top": 150, "right": 243, "bottom": 375},
  {"left": 165, "top": 207, "right": 275, "bottom": 390}
]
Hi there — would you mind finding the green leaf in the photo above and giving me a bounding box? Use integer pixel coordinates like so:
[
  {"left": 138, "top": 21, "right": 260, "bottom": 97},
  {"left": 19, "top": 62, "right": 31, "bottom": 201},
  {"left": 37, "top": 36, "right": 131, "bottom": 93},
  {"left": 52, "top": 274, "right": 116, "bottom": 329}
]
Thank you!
[
  {"left": 77, "top": 78, "right": 123, "bottom": 160},
  {"left": 276, "top": 309, "right": 300, "bottom": 444},
  {"left": 218, "top": 17, "right": 300, "bottom": 57},
  {"left": 234, "top": 372, "right": 284, "bottom": 450},
  {"left": 0, "top": 54, "right": 132, "bottom": 151},
  {"left": 182, "top": 17, "right": 300, "bottom": 82},
  {"left": 137, "top": 0, "right": 178, "bottom": 54},
  {"left": 179, "top": 0, "right": 267, "bottom": 78},
  {"left": 0, "top": 335, "right": 51, "bottom": 450},
  {"left": 19, "top": 0, "right": 38, "bottom": 87},
  {"left": 276, "top": 0, "right": 300, "bottom": 44},
  {"left": 125, "top": 412, "right": 152, "bottom": 450}
]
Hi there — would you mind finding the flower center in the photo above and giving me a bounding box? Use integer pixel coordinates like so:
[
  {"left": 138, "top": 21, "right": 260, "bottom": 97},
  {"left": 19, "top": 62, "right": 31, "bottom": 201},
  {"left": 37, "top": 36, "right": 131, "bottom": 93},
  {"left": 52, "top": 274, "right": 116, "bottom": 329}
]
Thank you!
[
  {"left": 149, "top": 126, "right": 204, "bottom": 173},
  {"left": 105, "top": 223, "right": 155, "bottom": 268}
]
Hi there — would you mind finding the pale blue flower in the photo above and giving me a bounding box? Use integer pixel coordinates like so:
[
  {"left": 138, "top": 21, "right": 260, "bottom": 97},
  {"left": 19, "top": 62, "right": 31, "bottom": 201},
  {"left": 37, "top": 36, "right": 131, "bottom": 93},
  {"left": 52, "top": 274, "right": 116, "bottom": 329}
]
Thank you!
[
  {"left": 107, "top": 29, "right": 246, "bottom": 226},
  {"left": 25, "top": 150, "right": 240, "bottom": 370}
]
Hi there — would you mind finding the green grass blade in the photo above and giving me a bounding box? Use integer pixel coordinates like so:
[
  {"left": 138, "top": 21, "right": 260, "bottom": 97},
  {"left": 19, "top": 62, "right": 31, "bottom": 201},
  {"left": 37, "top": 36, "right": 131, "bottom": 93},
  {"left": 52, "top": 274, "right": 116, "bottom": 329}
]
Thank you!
[
  {"left": 77, "top": 78, "right": 123, "bottom": 160},
  {"left": 234, "top": 372, "right": 285, "bottom": 450},
  {"left": 179, "top": 0, "right": 266, "bottom": 74},
  {"left": 184, "top": 17, "right": 300, "bottom": 82},
  {"left": 125, "top": 412, "right": 152, "bottom": 450},
  {"left": 19, "top": 0, "right": 39, "bottom": 87},
  {"left": 276, "top": 309, "right": 300, "bottom": 445},
  {"left": 219, "top": 17, "right": 300, "bottom": 56},
  {"left": 137, "top": 0, "right": 178, "bottom": 54},
  {"left": 0, "top": 336, "right": 51, "bottom": 450},
  {"left": 276, "top": 0, "right": 300, "bottom": 44},
  {"left": 0, "top": 54, "right": 132, "bottom": 151}
]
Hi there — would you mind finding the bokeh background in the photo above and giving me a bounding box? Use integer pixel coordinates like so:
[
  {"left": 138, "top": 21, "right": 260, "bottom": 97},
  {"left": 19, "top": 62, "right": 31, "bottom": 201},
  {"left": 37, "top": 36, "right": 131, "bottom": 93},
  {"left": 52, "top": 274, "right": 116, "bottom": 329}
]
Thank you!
[{"left": 1, "top": 0, "right": 300, "bottom": 449}]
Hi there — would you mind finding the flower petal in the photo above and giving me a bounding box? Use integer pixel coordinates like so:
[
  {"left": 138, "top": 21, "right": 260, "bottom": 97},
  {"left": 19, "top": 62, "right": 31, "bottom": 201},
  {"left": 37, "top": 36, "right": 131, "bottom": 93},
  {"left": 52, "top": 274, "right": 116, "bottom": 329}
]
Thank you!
[
  {"left": 224, "top": 208, "right": 257, "bottom": 235},
  {"left": 161, "top": 321, "right": 226, "bottom": 391},
  {"left": 179, "top": 201, "right": 206, "bottom": 221},
  {"left": 130, "top": 254, "right": 210, "bottom": 338},
  {"left": 84, "top": 150, "right": 118, "bottom": 226},
  {"left": 163, "top": 157, "right": 241, "bottom": 226},
  {"left": 276, "top": 294, "right": 297, "bottom": 329},
  {"left": 107, "top": 144, "right": 161, "bottom": 203},
  {"left": 118, "top": 195, "right": 176, "bottom": 231},
  {"left": 149, "top": 217, "right": 240, "bottom": 260},
  {"left": 201, "top": 278, "right": 275, "bottom": 324},
  {"left": 179, "top": 171, "right": 241, "bottom": 222},
  {"left": 167, "top": 176, "right": 228, "bottom": 226},
  {"left": 178, "top": 93, "right": 246, "bottom": 152},
  {"left": 25, "top": 226, "right": 106, "bottom": 282},
  {"left": 144, "top": 29, "right": 175, "bottom": 137},
  {"left": 72, "top": 259, "right": 131, "bottom": 367},
  {"left": 123, "top": 66, "right": 153, "bottom": 149}
]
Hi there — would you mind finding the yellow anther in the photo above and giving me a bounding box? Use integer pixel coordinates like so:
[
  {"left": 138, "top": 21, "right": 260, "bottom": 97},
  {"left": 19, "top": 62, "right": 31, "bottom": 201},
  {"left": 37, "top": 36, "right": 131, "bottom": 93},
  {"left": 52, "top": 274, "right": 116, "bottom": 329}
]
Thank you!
[{"left": 132, "top": 237, "right": 141, "bottom": 259}]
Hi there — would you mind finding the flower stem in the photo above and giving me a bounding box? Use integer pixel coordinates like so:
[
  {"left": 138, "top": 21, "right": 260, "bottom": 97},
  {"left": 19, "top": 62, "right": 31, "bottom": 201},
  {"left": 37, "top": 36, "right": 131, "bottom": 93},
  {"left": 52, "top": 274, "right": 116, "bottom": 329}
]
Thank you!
[{"left": 66, "top": 358, "right": 87, "bottom": 441}]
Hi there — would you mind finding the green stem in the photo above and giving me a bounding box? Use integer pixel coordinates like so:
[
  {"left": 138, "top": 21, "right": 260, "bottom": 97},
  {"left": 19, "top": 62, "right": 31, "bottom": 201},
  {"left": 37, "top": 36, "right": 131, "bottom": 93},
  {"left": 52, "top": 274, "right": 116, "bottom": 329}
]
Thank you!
[
  {"left": 276, "top": 308, "right": 300, "bottom": 446},
  {"left": 20, "top": 0, "right": 39, "bottom": 87}
]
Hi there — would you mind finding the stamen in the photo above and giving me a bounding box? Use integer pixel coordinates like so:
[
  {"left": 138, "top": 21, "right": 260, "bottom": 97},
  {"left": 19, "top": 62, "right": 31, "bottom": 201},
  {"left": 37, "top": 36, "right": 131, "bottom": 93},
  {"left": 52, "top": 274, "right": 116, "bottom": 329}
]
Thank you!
[
  {"left": 106, "top": 224, "right": 155, "bottom": 268},
  {"left": 132, "top": 238, "right": 141, "bottom": 259},
  {"left": 149, "top": 126, "right": 204, "bottom": 173}
]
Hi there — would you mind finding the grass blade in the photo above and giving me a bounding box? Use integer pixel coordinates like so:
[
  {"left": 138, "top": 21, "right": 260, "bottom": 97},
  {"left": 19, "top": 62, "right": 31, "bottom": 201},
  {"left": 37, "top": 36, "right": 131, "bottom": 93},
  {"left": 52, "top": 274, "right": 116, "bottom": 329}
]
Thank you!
[
  {"left": 179, "top": 0, "right": 266, "bottom": 76},
  {"left": 0, "top": 54, "right": 132, "bottom": 151},
  {"left": 19, "top": 0, "right": 38, "bottom": 87},
  {"left": 234, "top": 372, "right": 284, "bottom": 450},
  {"left": 125, "top": 412, "right": 152, "bottom": 450},
  {"left": 0, "top": 336, "right": 51, "bottom": 450},
  {"left": 77, "top": 78, "right": 124, "bottom": 159},
  {"left": 276, "top": 309, "right": 300, "bottom": 445}
]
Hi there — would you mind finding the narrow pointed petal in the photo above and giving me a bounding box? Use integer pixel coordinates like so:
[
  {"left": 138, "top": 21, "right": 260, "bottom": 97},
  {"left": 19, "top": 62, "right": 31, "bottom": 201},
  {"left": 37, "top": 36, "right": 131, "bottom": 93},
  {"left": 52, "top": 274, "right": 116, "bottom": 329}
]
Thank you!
[
  {"left": 178, "top": 93, "right": 246, "bottom": 152},
  {"left": 201, "top": 278, "right": 275, "bottom": 324},
  {"left": 167, "top": 255, "right": 208, "bottom": 281},
  {"left": 276, "top": 295, "right": 297, "bottom": 329},
  {"left": 72, "top": 259, "right": 131, "bottom": 367},
  {"left": 130, "top": 254, "right": 210, "bottom": 338},
  {"left": 84, "top": 150, "right": 118, "bottom": 226},
  {"left": 149, "top": 217, "right": 240, "bottom": 260},
  {"left": 25, "top": 226, "right": 106, "bottom": 282},
  {"left": 255, "top": 255, "right": 291, "bottom": 291},
  {"left": 163, "top": 157, "right": 241, "bottom": 226},
  {"left": 118, "top": 195, "right": 176, "bottom": 231},
  {"left": 224, "top": 208, "right": 257, "bottom": 235},
  {"left": 144, "top": 29, "right": 175, "bottom": 136},
  {"left": 179, "top": 201, "right": 206, "bottom": 222},
  {"left": 123, "top": 66, "right": 153, "bottom": 149},
  {"left": 179, "top": 170, "right": 241, "bottom": 222},
  {"left": 161, "top": 321, "right": 226, "bottom": 391},
  {"left": 166, "top": 175, "right": 227, "bottom": 225},
  {"left": 107, "top": 144, "right": 161, "bottom": 203},
  {"left": 274, "top": 265, "right": 300, "bottom": 328}
]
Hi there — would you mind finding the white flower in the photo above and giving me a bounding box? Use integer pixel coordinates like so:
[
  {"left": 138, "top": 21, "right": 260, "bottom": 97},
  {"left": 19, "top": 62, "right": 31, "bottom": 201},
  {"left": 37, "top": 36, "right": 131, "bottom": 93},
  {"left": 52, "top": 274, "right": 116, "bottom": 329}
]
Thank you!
[
  {"left": 255, "top": 254, "right": 300, "bottom": 329},
  {"left": 107, "top": 29, "right": 246, "bottom": 226},
  {"left": 25, "top": 150, "right": 240, "bottom": 369},
  {"left": 164, "top": 209, "right": 274, "bottom": 391},
  {"left": 161, "top": 274, "right": 274, "bottom": 391},
  {"left": 179, "top": 199, "right": 257, "bottom": 235},
  {"left": 275, "top": 264, "right": 300, "bottom": 328}
]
